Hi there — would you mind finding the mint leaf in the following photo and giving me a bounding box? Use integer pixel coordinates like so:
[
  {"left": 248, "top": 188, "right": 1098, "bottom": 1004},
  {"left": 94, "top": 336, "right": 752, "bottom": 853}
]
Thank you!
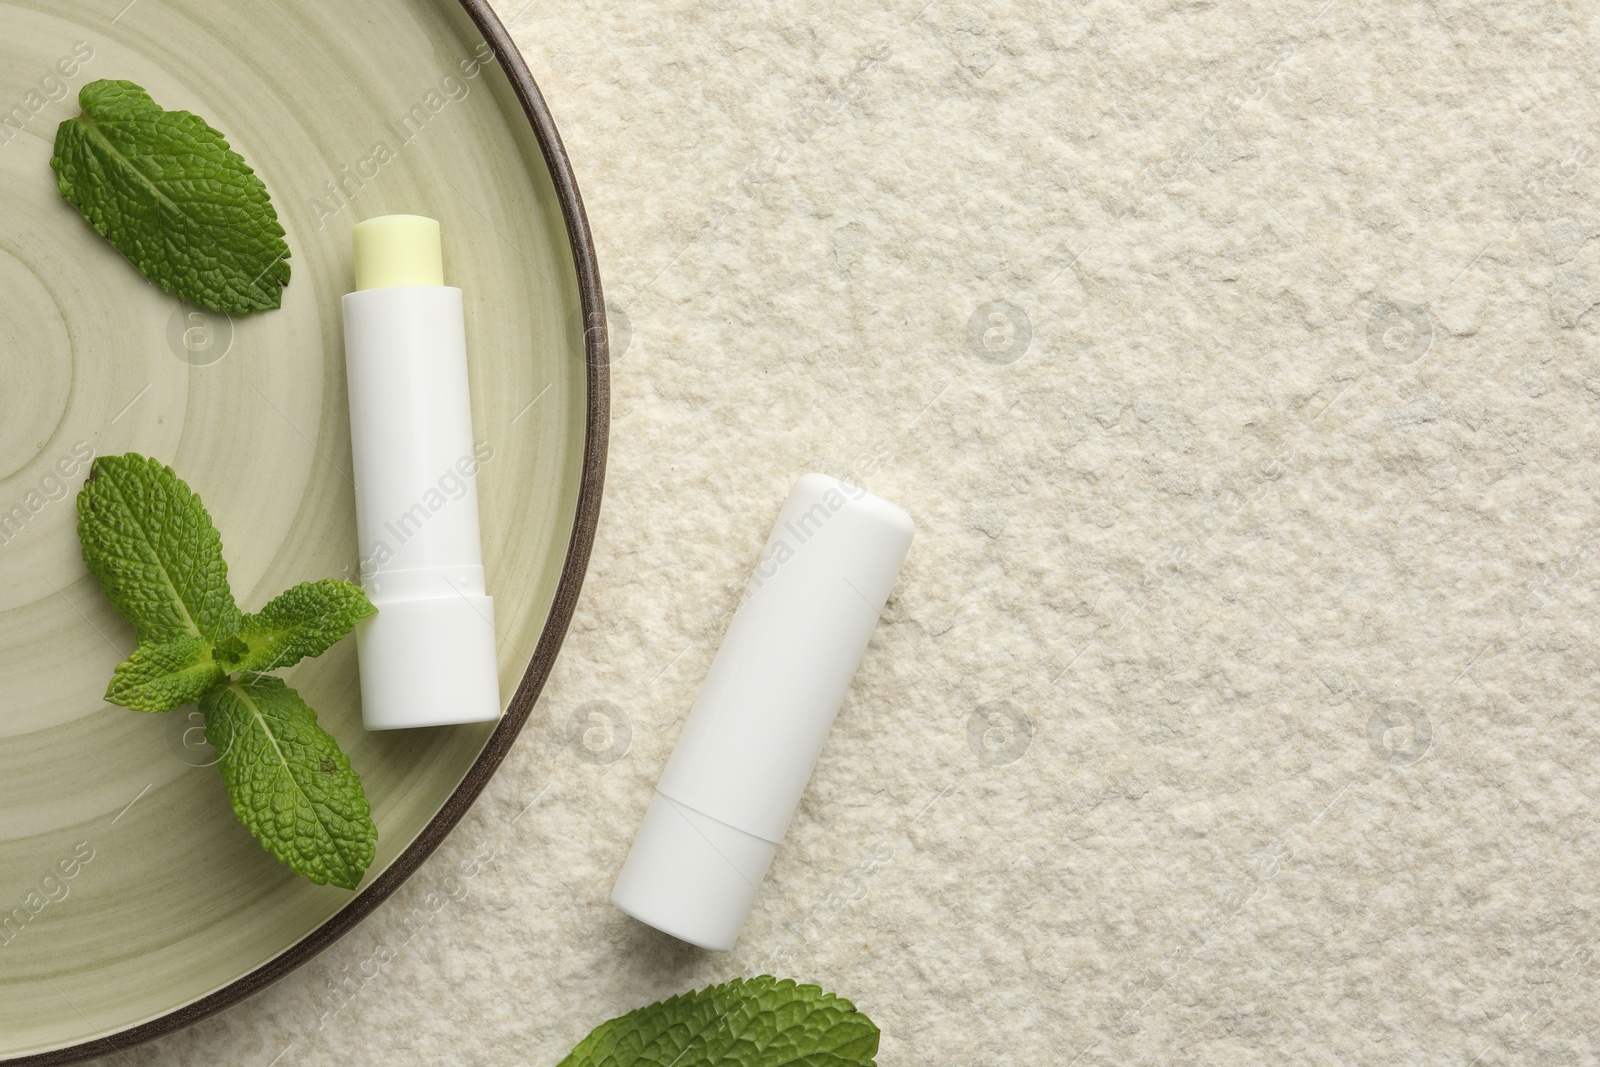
[
  {"left": 231, "top": 579, "right": 376, "bottom": 673},
  {"left": 558, "top": 977, "right": 880, "bottom": 1067},
  {"left": 77, "top": 454, "right": 240, "bottom": 645},
  {"left": 106, "top": 636, "right": 223, "bottom": 711},
  {"left": 202, "top": 674, "right": 376, "bottom": 889},
  {"left": 50, "top": 79, "right": 290, "bottom": 314}
]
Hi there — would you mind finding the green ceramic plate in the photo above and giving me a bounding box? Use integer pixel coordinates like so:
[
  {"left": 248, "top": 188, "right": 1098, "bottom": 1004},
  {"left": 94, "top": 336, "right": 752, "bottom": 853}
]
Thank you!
[{"left": 0, "top": 0, "right": 606, "bottom": 1060}]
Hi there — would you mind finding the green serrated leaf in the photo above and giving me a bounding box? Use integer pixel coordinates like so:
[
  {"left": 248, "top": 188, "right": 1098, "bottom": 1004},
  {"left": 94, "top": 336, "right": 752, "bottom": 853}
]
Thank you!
[
  {"left": 201, "top": 674, "right": 375, "bottom": 889},
  {"left": 50, "top": 79, "right": 290, "bottom": 314},
  {"left": 231, "top": 579, "right": 376, "bottom": 673},
  {"left": 76, "top": 453, "right": 241, "bottom": 645},
  {"left": 558, "top": 976, "right": 880, "bottom": 1067},
  {"left": 105, "top": 636, "right": 223, "bottom": 712}
]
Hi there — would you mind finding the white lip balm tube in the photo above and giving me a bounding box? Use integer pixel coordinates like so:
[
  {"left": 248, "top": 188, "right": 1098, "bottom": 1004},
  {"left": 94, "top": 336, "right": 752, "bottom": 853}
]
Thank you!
[
  {"left": 611, "top": 474, "right": 914, "bottom": 950},
  {"left": 340, "top": 214, "right": 501, "bottom": 731}
]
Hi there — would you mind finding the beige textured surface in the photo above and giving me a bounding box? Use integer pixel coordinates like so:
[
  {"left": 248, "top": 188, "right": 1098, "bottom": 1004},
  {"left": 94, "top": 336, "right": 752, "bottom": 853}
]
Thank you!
[{"left": 92, "top": 0, "right": 1600, "bottom": 1063}]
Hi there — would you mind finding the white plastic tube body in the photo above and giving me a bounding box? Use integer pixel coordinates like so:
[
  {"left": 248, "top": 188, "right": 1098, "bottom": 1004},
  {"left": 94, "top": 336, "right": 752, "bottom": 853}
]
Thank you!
[
  {"left": 611, "top": 474, "right": 913, "bottom": 949},
  {"left": 341, "top": 284, "right": 500, "bottom": 730}
]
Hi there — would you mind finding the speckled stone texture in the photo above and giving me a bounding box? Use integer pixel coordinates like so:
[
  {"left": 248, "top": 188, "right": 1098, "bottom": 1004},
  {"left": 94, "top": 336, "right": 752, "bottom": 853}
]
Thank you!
[{"left": 94, "top": 0, "right": 1600, "bottom": 1063}]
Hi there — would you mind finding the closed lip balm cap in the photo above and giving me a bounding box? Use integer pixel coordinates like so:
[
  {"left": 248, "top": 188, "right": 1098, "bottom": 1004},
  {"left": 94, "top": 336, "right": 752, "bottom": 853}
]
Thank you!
[{"left": 611, "top": 474, "right": 913, "bottom": 950}]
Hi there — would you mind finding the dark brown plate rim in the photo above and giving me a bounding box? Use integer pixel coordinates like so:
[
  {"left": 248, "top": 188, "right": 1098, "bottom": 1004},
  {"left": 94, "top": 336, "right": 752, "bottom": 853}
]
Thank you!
[{"left": 13, "top": 0, "right": 610, "bottom": 1062}]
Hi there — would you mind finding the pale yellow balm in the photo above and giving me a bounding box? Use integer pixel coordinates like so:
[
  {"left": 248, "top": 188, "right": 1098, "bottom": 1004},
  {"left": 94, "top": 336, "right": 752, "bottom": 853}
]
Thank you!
[{"left": 351, "top": 214, "right": 444, "bottom": 291}]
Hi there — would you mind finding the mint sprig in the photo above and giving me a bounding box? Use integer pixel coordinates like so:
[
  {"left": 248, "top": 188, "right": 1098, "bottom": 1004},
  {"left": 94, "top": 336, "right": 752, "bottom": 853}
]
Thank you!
[
  {"left": 77, "top": 454, "right": 375, "bottom": 889},
  {"left": 558, "top": 976, "right": 880, "bottom": 1067},
  {"left": 51, "top": 80, "right": 291, "bottom": 314}
]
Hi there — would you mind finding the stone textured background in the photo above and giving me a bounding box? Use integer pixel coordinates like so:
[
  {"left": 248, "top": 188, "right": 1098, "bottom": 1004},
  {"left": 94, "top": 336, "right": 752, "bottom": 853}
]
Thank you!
[{"left": 95, "top": 0, "right": 1600, "bottom": 1063}]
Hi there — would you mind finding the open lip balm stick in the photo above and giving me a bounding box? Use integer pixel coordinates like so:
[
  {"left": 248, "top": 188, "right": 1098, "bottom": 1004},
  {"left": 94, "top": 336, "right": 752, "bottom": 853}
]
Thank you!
[
  {"left": 341, "top": 214, "right": 501, "bottom": 731},
  {"left": 612, "top": 474, "right": 914, "bottom": 950}
]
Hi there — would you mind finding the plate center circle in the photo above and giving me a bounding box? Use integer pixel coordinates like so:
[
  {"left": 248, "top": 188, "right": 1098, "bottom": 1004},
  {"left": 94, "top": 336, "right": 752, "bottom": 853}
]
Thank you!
[{"left": 0, "top": 245, "right": 73, "bottom": 484}]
